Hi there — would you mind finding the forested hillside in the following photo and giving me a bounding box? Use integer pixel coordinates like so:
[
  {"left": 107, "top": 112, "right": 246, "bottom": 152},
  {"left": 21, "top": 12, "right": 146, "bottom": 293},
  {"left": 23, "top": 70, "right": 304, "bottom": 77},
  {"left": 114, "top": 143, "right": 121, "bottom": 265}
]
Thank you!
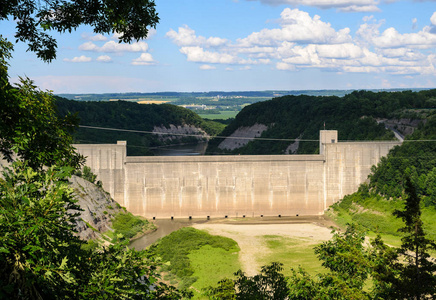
[
  {"left": 331, "top": 106, "right": 436, "bottom": 232},
  {"left": 56, "top": 98, "right": 224, "bottom": 155},
  {"left": 207, "top": 89, "right": 436, "bottom": 155}
]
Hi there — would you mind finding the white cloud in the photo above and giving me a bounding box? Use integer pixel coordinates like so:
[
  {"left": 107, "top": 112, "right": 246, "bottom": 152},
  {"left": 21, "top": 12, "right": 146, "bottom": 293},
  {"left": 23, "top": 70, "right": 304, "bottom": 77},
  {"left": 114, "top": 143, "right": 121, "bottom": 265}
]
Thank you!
[
  {"left": 244, "top": 0, "right": 380, "bottom": 12},
  {"left": 239, "top": 66, "right": 252, "bottom": 70},
  {"left": 147, "top": 28, "right": 157, "bottom": 39},
  {"left": 316, "top": 43, "right": 364, "bottom": 59},
  {"left": 131, "top": 53, "right": 157, "bottom": 65},
  {"left": 412, "top": 18, "right": 418, "bottom": 30},
  {"left": 237, "top": 9, "right": 351, "bottom": 47},
  {"left": 339, "top": 5, "right": 379, "bottom": 12},
  {"left": 200, "top": 64, "right": 216, "bottom": 70},
  {"left": 111, "top": 32, "right": 123, "bottom": 40},
  {"left": 166, "top": 25, "right": 228, "bottom": 47},
  {"left": 112, "top": 28, "right": 157, "bottom": 40},
  {"left": 81, "top": 33, "right": 107, "bottom": 41},
  {"left": 96, "top": 55, "right": 112, "bottom": 63},
  {"left": 180, "top": 47, "right": 237, "bottom": 64},
  {"left": 78, "top": 42, "right": 99, "bottom": 51},
  {"left": 431, "top": 12, "right": 436, "bottom": 26},
  {"left": 379, "top": 48, "right": 424, "bottom": 61},
  {"left": 166, "top": 8, "right": 436, "bottom": 77},
  {"left": 63, "top": 55, "right": 92, "bottom": 63},
  {"left": 79, "top": 40, "right": 149, "bottom": 52},
  {"left": 276, "top": 62, "right": 296, "bottom": 70},
  {"left": 369, "top": 27, "right": 436, "bottom": 49},
  {"left": 357, "top": 14, "right": 436, "bottom": 49},
  {"left": 29, "top": 75, "right": 162, "bottom": 93}
]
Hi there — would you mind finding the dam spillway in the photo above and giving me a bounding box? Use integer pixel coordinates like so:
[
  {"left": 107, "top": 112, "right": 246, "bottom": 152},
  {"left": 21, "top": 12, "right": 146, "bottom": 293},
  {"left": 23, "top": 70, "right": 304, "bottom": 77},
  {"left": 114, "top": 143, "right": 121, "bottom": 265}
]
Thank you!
[{"left": 74, "top": 130, "right": 401, "bottom": 218}]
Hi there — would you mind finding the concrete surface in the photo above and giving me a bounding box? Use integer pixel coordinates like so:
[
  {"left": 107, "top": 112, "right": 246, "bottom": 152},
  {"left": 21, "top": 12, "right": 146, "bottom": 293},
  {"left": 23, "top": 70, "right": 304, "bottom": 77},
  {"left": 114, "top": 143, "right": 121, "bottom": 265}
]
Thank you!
[{"left": 74, "top": 131, "right": 401, "bottom": 218}]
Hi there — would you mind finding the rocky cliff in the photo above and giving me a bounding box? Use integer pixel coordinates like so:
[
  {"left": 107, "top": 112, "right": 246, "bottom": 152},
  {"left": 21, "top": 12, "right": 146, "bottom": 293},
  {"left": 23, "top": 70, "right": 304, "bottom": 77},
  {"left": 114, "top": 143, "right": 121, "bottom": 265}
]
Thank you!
[
  {"left": 217, "top": 123, "right": 268, "bottom": 150},
  {"left": 69, "top": 175, "right": 122, "bottom": 240},
  {"left": 153, "top": 124, "right": 209, "bottom": 143}
]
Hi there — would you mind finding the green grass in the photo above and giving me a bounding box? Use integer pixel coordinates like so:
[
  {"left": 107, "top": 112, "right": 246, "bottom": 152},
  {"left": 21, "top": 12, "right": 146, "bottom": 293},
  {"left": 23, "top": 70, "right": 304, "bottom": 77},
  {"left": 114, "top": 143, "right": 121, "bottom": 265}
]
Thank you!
[
  {"left": 328, "top": 191, "right": 436, "bottom": 248},
  {"left": 258, "top": 235, "right": 325, "bottom": 277},
  {"left": 198, "top": 111, "right": 238, "bottom": 120},
  {"left": 189, "top": 245, "right": 240, "bottom": 299},
  {"left": 111, "top": 212, "right": 150, "bottom": 241},
  {"left": 154, "top": 227, "right": 239, "bottom": 294}
]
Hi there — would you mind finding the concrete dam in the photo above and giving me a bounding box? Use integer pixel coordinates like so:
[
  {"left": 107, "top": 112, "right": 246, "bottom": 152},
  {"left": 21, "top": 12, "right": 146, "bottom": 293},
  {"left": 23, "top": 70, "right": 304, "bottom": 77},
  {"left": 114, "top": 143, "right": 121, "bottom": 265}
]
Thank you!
[{"left": 74, "top": 130, "right": 401, "bottom": 218}]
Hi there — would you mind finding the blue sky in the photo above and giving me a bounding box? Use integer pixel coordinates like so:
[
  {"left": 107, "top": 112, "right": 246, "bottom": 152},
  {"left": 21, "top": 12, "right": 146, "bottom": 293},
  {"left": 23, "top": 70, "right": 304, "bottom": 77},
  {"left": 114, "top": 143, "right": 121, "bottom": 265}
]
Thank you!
[{"left": 2, "top": 0, "right": 436, "bottom": 93}]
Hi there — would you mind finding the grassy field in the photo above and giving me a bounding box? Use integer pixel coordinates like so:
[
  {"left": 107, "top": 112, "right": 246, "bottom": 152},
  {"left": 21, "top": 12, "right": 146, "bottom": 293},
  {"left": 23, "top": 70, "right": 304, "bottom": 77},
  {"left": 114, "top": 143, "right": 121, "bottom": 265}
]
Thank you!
[
  {"left": 189, "top": 245, "right": 240, "bottom": 298},
  {"left": 327, "top": 191, "right": 436, "bottom": 248},
  {"left": 257, "top": 235, "right": 325, "bottom": 277},
  {"left": 183, "top": 229, "right": 325, "bottom": 299},
  {"left": 137, "top": 99, "right": 171, "bottom": 104},
  {"left": 153, "top": 227, "right": 240, "bottom": 298},
  {"left": 198, "top": 111, "right": 239, "bottom": 120},
  {"left": 108, "top": 97, "right": 179, "bottom": 103},
  {"left": 150, "top": 193, "right": 436, "bottom": 298}
]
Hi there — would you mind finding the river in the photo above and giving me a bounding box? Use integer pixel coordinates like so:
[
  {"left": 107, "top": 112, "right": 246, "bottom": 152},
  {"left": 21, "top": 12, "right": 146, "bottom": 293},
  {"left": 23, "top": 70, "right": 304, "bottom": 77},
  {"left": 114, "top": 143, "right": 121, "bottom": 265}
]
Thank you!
[
  {"left": 150, "top": 141, "right": 208, "bottom": 156},
  {"left": 130, "top": 219, "right": 202, "bottom": 250}
]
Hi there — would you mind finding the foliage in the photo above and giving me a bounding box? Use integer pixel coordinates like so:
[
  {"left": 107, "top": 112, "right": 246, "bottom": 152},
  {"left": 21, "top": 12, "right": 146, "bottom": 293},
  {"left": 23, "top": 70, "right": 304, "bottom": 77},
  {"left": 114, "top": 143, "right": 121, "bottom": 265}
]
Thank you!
[
  {"left": 310, "top": 225, "right": 372, "bottom": 299},
  {"left": 0, "top": 164, "right": 183, "bottom": 299},
  {"left": 391, "top": 178, "right": 436, "bottom": 299},
  {"left": 55, "top": 97, "right": 223, "bottom": 156},
  {"left": 73, "top": 165, "right": 103, "bottom": 188},
  {"left": 0, "top": 39, "right": 83, "bottom": 170},
  {"left": 207, "top": 91, "right": 409, "bottom": 155},
  {"left": 333, "top": 179, "right": 436, "bottom": 299},
  {"left": 1, "top": 0, "right": 159, "bottom": 62},
  {"left": 78, "top": 239, "right": 187, "bottom": 299},
  {"left": 0, "top": 163, "right": 82, "bottom": 298},
  {"left": 206, "top": 199, "right": 436, "bottom": 300},
  {"left": 369, "top": 114, "right": 436, "bottom": 201},
  {"left": 331, "top": 192, "right": 405, "bottom": 236},
  {"left": 111, "top": 212, "right": 149, "bottom": 241},
  {"left": 154, "top": 227, "right": 239, "bottom": 289},
  {"left": 286, "top": 226, "right": 376, "bottom": 300},
  {"left": 187, "top": 245, "right": 240, "bottom": 294},
  {"left": 0, "top": 37, "right": 187, "bottom": 298},
  {"left": 207, "top": 89, "right": 436, "bottom": 155},
  {"left": 204, "top": 262, "right": 289, "bottom": 300}
]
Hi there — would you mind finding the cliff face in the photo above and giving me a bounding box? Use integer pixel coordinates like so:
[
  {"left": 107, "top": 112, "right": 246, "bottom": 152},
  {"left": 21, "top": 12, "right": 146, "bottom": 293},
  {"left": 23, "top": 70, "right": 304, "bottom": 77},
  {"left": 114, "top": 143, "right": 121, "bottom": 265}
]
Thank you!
[
  {"left": 69, "top": 175, "right": 122, "bottom": 240},
  {"left": 217, "top": 123, "right": 268, "bottom": 150},
  {"left": 152, "top": 124, "right": 209, "bottom": 143},
  {"left": 376, "top": 118, "right": 425, "bottom": 136}
]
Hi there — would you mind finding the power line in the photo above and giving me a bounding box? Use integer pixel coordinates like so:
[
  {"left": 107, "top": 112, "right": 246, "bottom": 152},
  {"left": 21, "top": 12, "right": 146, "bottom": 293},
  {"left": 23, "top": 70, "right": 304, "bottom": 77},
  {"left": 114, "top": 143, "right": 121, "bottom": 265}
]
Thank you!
[
  {"left": 78, "top": 125, "right": 318, "bottom": 142},
  {"left": 78, "top": 125, "right": 436, "bottom": 143}
]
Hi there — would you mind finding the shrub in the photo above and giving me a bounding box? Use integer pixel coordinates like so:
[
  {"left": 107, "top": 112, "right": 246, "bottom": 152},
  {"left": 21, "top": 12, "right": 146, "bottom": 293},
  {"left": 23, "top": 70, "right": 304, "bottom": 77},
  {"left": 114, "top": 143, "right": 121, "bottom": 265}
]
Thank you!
[
  {"left": 111, "top": 212, "right": 148, "bottom": 240},
  {"left": 154, "top": 227, "right": 239, "bottom": 290}
]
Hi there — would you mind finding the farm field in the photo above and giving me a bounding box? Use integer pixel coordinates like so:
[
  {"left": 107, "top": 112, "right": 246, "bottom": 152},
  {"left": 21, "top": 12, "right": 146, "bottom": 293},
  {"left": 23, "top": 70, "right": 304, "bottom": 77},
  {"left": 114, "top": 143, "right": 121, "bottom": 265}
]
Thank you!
[{"left": 198, "top": 110, "right": 238, "bottom": 120}]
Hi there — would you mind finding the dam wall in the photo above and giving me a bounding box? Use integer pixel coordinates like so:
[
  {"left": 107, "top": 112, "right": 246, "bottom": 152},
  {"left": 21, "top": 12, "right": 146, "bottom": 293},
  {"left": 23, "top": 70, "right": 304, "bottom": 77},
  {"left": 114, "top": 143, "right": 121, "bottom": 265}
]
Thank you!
[{"left": 74, "top": 131, "right": 401, "bottom": 218}]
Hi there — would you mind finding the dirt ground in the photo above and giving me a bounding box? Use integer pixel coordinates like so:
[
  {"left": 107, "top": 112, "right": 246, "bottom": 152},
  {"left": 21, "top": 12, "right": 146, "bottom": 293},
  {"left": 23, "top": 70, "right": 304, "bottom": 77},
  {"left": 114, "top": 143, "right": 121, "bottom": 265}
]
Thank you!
[{"left": 193, "top": 215, "right": 336, "bottom": 276}]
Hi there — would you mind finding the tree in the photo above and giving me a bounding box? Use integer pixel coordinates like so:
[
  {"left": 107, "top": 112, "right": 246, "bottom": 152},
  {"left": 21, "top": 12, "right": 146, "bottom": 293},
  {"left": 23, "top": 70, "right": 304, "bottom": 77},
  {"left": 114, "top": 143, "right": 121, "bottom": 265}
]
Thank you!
[
  {"left": 0, "top": 37, "right": 84, "bottom": 170},
  {"left": 391, "top": 177, "right": 436, "bottom": 299},
  {"left": 0, "top": 162, "right": 187, "bottom": 299},
  {"left": 0, "top": 163, "right": 83, "bottom": 298},
  {"left": 311, "top": 225, "right": 372, "bottom": 300},
  {"left": 204, "top": 262, "right": 289, "bottom": 300},
  {"left": 1, "top": 0, "right": 159, "bottom": 62},
  {"left": 0, "top": 11, "right": 186, "bottom": 296}
]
